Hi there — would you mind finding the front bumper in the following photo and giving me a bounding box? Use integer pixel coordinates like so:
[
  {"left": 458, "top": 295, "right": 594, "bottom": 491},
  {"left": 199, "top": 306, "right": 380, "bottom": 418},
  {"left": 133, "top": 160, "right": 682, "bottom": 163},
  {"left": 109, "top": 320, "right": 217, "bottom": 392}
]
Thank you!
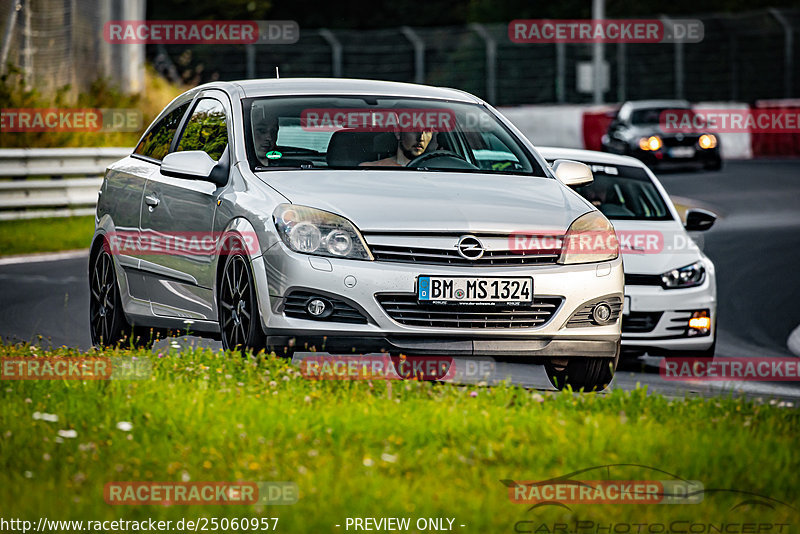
[
  {"left": 632, "top": 146, "right": 720, "bottom": 167},
  {"left": 621, "top": 278, "right": 716, "bottom": 354},
  {"left": 254, "top": 242, "right": 624, "bottom": 358}
]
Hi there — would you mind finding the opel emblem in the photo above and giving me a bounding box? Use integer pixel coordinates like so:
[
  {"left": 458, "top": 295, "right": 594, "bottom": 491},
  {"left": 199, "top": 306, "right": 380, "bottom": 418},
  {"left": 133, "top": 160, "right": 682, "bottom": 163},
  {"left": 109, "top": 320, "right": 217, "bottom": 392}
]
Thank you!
[{"left": 456, "top": 235, "right": 484, "bottom": 260}]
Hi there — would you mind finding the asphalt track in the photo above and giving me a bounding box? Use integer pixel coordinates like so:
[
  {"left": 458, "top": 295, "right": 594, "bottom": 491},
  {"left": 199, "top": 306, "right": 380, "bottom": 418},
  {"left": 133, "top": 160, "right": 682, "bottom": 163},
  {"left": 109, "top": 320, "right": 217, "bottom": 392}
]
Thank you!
[{"left": 1, "top": 160, "right": 798, "bottom": 399}]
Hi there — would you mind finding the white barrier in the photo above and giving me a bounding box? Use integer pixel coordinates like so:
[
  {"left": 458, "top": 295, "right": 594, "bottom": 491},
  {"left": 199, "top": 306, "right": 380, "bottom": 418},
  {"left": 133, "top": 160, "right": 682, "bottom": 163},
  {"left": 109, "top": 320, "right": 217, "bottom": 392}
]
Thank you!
[{"left": 0, "top": 148, "right": 130, "bottom": 220}]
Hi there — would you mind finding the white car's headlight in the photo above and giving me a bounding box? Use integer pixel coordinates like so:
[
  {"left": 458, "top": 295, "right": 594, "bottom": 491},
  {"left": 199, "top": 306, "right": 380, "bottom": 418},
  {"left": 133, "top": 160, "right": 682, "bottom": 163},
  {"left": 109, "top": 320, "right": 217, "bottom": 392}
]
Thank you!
[
  {"left": 661, "top": 261, "right": 705, "bottom": 289},
  {"left": 557, "top": 211, "right": 619, "bottom": 265},
  {"left": 273, "top": 204, "right": 373, "bottom": 260}
]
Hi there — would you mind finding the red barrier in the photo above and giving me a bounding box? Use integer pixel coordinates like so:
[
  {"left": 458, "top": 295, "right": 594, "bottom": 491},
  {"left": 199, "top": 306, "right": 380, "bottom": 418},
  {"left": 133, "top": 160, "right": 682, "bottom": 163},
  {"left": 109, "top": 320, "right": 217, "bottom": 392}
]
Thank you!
[
  {"left": 750, "top": 100, "right": 800, "bottom": 157},
  {"left": 582, "top": 106, "right": 618, "bottom": 151}
]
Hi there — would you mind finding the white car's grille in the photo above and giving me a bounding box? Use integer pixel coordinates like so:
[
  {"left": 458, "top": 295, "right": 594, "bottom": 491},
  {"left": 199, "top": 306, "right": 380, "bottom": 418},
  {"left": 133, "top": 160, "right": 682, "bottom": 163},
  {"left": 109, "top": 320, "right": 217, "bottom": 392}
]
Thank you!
[{"left": 376, "top": 294, "right": 563, "bottom": 328}]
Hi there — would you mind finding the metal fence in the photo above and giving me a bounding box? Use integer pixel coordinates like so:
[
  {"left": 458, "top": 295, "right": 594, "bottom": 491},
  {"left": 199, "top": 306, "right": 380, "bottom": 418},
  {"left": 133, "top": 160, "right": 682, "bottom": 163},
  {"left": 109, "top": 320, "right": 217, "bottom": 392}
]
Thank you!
[
  {"left": 0, "top": 0, "right": 145, "bottom": 95},
  {"left": 152, "top": 8, "right": 800, "bottom": 106}
]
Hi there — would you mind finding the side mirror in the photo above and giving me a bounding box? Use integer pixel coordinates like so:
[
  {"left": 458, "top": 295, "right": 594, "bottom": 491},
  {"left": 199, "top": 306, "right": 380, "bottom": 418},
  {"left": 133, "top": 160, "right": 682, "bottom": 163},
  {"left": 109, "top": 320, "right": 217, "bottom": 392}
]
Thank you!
[
  {"left": 161, "top": 151, "right": 218, "bottom": 181},
  {"left": 684, "top": 208, "right": 717, "bottom": 231},
  {"left": 553, "top": 159, "right": 593, "bottom": 187}
]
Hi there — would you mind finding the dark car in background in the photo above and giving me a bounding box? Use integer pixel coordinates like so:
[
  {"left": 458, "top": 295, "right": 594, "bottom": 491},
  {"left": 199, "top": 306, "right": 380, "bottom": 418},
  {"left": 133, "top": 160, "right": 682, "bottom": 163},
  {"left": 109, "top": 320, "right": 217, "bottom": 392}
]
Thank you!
[{"left": 601, "top": 100, "right": 722, "bottom": 171}]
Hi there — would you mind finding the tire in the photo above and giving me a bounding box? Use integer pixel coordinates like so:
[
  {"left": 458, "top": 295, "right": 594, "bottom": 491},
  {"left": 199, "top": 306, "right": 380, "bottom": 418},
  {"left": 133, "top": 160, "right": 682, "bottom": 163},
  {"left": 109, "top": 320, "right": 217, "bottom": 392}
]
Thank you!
[
  {"left": 545, "top": 352, "right": 619, "bottom": 392},
  {"left": 218, "top": 253, "right": 265, "bottom": 353},
  {"left": 89, "top": 249, "right": 136, "bottom": 347}
]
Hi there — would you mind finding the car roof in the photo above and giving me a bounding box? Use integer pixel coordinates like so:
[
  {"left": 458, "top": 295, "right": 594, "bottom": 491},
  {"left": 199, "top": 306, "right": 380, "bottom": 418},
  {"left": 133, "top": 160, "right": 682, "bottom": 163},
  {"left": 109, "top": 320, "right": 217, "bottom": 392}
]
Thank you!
[
  {"left": 196, "top": 78, "right": 482, "bottom": 103},
  {"left": 536, "top": 146, "right": 649, "bottom": 168}
]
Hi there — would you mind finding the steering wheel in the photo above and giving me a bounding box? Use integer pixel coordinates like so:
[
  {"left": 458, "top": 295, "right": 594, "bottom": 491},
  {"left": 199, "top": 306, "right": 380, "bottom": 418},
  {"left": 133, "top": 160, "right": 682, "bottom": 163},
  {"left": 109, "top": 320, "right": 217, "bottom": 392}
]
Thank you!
[{"left": 406, "top": 150, "right": 479, "bottom": 170}]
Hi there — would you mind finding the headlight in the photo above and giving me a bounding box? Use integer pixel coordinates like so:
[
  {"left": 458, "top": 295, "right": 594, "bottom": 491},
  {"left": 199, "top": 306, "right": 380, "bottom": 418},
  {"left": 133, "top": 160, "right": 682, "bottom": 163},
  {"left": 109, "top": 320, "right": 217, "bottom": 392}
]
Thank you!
[
  {"left": 273, "top": 204, "right": 372, "bottom": 260},
  {"left": 558, "top": 211, "right": 619, "bottom": 265},
  {"left": 638, "top": 136, "right": 662, "bottom": 151},
  {"left": 660, "top": 261, "right": 705, "bottom": 289},
  {"left": 698, "top": 134, "right": 717, "bottom": 149}
]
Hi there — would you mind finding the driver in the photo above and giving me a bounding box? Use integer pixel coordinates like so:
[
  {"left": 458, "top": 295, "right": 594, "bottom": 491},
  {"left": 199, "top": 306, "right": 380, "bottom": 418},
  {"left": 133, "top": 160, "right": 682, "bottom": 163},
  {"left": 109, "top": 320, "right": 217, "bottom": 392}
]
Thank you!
[
  {"left": 251, "top": 101, "right": 281, "bottom": 166},
  {"left": 360, "top": 130, "right": 435, "bottom": 167}
]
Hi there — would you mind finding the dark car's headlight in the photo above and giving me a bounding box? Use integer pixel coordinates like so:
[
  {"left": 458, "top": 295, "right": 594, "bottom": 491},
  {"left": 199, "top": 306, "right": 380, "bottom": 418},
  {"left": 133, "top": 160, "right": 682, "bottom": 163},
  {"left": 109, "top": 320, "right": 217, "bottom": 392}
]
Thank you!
[
  {"left": 698, "top": 134, "right": 717, "bottom": 149},
  {"left": 638, "top": 135, "right": 662, "bottom": 151},
  {"left": 660, "top": 261, "right": 705, "bottom": 289},
  {"left": 273, "top": 204, "right": 373, "bottom": 260}
]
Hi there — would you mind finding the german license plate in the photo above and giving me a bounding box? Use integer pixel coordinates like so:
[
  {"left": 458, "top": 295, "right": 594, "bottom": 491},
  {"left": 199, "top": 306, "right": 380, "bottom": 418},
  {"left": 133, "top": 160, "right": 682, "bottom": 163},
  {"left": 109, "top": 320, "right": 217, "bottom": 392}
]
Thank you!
[
  {"left": 418, "top": 276, "right": 533, "bottom": 304},
  {"left": 670, "top": 147, "right": 695, "bottom": 158}
]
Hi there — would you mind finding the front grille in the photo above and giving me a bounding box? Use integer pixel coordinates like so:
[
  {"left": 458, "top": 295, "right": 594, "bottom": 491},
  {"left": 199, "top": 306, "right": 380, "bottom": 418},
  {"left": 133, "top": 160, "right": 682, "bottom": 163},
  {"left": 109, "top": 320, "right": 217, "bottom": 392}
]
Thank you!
[
  {"left": 623, "top": 311, "right": 663, "bottom": 333},
  {"left": 662, "top": 135, "right": 700, "bottom": 147},
  {"left": 368, "top": 244, "right": 559, "bottom": 266},
  {"left": 665, "top": 312, "right": 694, "bottom": 335},
  {"left": 566, "top": 296, "right": 623, "bottom": 327},
  {"left": 284, "top": 291, "right": 369, "bottom": 324},
  {"left": 625, "top": 273, "right": 662, "bottom": 286},
  {"left": 376, "top": 293, "right": 563, "bottom": 328}
]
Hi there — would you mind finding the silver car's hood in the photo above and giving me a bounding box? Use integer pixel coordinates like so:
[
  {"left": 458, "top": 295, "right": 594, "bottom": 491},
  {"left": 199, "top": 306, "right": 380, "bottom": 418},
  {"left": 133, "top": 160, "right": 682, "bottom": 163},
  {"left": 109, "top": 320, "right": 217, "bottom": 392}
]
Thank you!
[{"left": 257, "top": 170, "right": 592, "bottom": 233}]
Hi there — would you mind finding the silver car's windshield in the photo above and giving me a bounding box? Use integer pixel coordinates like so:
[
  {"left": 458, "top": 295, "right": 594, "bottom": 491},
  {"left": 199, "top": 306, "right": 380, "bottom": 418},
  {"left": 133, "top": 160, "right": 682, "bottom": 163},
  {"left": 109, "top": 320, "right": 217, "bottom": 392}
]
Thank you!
[
  {"left": 564, "top": 162, "right": 673, "bottom": 221},
  {"left": 242, "top": 96, "right": 546, "bottom": 175}
]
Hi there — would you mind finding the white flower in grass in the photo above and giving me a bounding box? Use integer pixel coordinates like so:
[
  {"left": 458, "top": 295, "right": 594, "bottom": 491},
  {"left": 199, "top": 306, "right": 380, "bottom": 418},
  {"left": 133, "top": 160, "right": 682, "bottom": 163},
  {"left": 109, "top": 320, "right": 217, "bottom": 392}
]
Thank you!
[
  {"left": 116, "top": 421, "right": 133, "bottom": 432},
  {"left": 33, "top": 412, "right": 58, "bottom": 423},
  {"left": 58, "top": 429, "right": 77, "bottom": 439}
]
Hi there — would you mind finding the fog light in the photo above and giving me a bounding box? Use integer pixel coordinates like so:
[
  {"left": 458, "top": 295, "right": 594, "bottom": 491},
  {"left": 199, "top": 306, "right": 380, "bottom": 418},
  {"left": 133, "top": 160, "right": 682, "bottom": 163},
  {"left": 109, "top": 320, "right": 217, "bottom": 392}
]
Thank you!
[
  {"left": 688, "top": 310, "right": 711, "bottom": 336},
  {"left": 306, "top": 298, "right": 328, "bottom": 317},
  {"left": 592, "top": 302, "right": 613, "bottom": 324}
]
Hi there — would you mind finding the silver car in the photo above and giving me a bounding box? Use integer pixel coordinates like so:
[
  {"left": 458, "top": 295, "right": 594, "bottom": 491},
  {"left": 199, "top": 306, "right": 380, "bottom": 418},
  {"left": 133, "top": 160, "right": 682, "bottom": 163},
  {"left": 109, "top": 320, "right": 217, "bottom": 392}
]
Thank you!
[{"left": 90, "top": 78, "right": 623, "bottom": 391}]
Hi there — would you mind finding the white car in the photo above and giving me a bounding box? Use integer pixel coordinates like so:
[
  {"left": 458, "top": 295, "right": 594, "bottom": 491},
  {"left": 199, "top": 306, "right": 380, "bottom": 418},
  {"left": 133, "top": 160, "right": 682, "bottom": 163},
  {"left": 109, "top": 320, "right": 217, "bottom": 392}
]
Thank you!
[{"left": 538, "top": 147, "right": 717, "bottom": 358}]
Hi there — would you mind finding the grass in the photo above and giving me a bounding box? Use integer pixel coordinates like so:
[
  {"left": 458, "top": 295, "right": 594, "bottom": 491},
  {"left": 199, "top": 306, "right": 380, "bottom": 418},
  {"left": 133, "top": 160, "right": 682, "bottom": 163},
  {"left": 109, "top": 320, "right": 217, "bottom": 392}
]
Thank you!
[
  {"left": 0, "top": 216, "right": 94, "bottom": 256},
  {"left": 0, "top": 342, "right": 798, "bottom": 531},
  {"left": 0, "top": 65, "right": 184, "bottom": 149}
]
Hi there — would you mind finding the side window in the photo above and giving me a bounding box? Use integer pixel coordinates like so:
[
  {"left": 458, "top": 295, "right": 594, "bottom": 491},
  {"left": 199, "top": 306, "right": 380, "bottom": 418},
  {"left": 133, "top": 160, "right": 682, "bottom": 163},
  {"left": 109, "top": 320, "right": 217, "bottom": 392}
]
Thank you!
[
  {"left": 176, "top": 99, "right": 229, "bottom": 161},
  {"left": 134, "top": 103, "right": 190, "bottom": 161}
]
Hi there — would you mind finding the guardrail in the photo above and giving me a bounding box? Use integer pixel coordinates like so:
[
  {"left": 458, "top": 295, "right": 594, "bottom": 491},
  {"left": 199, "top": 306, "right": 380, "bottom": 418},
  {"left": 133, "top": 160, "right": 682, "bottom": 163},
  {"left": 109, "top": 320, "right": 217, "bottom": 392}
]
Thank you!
[{"left": 0, "top": 148, "right": 131, "bottom": 221}]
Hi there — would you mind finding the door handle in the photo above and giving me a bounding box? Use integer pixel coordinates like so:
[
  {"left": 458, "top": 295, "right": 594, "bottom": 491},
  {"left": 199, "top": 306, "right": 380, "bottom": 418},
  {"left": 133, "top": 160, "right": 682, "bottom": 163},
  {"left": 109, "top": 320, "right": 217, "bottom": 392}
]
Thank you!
[{"left": 144, "top": 194, "right": 160, "bottom": 208}]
